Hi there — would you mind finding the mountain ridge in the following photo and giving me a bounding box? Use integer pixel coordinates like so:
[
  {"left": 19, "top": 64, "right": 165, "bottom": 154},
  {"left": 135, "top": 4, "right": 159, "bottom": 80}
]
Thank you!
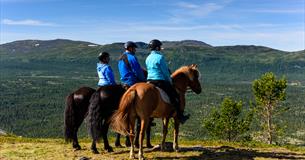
[{"left": 1, "top": 39, "right": 304, "bottom": 55}]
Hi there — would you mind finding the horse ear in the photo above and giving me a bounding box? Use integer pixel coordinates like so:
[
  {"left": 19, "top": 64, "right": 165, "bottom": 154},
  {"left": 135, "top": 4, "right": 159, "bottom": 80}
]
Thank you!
[{"left": 190, "top": 64, "right": 198, "bottom": 69}]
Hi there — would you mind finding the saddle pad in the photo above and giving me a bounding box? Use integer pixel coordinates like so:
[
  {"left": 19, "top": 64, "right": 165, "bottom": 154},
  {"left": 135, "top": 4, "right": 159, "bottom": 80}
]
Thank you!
[
  {"left": 73, "top": 94, "right": 84, "bottom": 100},
  {"left": 155, "top": 87, "right": 171, "bottom": 104}
]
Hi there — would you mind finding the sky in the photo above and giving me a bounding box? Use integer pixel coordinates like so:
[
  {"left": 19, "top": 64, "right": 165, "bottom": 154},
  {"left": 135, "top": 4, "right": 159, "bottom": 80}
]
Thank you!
[{"left": 0, "top": 0, "right": 304, "bottom": 51}]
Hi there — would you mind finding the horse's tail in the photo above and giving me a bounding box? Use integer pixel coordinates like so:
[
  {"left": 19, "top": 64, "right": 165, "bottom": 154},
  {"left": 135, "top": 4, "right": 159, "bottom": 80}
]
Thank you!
[
  {"left": 64, "top": 93, "right": 75, "bottom": 142},
  {"left": 87, "top": 91, "right": 103, "bottom": 141},
  {"left": 110, "top": 89, "right": 137, "bottom": 136}
]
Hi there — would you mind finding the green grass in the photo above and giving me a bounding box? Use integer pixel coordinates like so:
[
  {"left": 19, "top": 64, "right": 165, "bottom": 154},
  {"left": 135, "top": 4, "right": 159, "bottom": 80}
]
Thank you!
[{"left": 1, "top": 135, "right": 305, "bottom": 160}]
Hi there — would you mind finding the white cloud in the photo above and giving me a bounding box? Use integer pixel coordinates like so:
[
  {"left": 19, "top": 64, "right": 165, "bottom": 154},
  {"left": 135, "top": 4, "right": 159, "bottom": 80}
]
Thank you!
[
  {"left": 176, "top": 2, "right": 199, "bottom": 9},
  {"left": 1, "top": 19, "right": 56, "bottom": 26},
  {"left": 168, "top": 1, "right": 230, "bottom": 23},
  {"left": 247, "top": 9, "right": 304, "bottom": 14},
  {"left": 174, "top": 2, "right": 224, "bottom": 17}
]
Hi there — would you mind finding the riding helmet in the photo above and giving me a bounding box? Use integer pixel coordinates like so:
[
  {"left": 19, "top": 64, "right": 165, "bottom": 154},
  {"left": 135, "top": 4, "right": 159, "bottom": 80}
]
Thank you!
[
  {"left": 124, "top": 41, "right": 138, "bottom": 49},
  {"left": 149, "top": 39, "right": 162, "bottom": 50},
  {"left": 98, "top": 52, "right": 109, "bottom": 61}
]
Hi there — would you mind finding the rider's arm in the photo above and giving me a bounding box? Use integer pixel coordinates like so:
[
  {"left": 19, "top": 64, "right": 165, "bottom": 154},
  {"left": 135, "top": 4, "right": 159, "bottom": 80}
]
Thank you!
[
  {"left": 128, "top": 55, "right": 146, "bottom": 82},
  {"left": 159, "top": 56, "right": 172, "bottom": 84},
  {"left": 105, "top": 66, "right": 116, "bottom": 85}
]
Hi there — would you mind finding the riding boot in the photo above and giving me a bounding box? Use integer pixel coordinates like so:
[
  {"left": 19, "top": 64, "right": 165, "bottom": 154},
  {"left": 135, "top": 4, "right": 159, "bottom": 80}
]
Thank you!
[
  {"left": 177, "top": 111, "right": 190, "bottom": 124},
  {"left": 174, "top": 98, "right": 189, "bottom": 124}
]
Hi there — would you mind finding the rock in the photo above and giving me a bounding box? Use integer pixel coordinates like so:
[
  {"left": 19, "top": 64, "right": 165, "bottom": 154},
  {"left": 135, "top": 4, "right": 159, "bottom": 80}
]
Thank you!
[
  {"left": 150, "top": 142, "right": 174, "bottom": 152},
  {"left": 0, "top": 129, "right": 7, "bottom": 135}
]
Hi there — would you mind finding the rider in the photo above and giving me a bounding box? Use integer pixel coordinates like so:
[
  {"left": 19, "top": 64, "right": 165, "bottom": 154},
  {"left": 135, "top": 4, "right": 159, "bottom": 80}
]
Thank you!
[
  {"left": 118, "top": 41, "right": 154, "bottom": 148},
  {"left": 118, "top": 41, "right": 146, "bottom": 88},
  {"left": 145, "top": 39, "right": 189, "bottom": 124},
  {"left": 97, "top": 52, "right": 116, "bottom": 86}
]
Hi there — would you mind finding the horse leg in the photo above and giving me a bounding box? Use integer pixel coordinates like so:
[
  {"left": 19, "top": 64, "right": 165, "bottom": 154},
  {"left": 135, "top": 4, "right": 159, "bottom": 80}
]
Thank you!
[
  {"left": 125, "top": 135, "right": 131, "bottom": 147},
  {"left": 135, "top": 117, "right": 140, "bottom": 148},
  {"left": 173, "top": 117, "right": 180, "bottom": 152},
  {"left": 129, "top": 118, "right": 136, "bottom": 159},
  {"left": 102, "top": 122, "right": 113, "bottom": 152},
  {"left": 72, "top": 116, "right": 83, "bottom": 150},
  {"left": 115, "top": 133, "right": 122, "bottom": 147},
  {"left": 138, "top": 118, "right": 148, "bottom": 160},
  {"left": 146, "top": 118, "right": 153, "bottom": 148},
  {"left": 91, "top": 139, "right": 99, "bottom": 154},
  {"left": 116, "top": 133, "right": 131, "bottom": 147},
  {"left": 161, "top": 118, "right": 169, "bottom": 151},
  {"left": 72, "top": 131, "right": 81, "bottom": 150}
]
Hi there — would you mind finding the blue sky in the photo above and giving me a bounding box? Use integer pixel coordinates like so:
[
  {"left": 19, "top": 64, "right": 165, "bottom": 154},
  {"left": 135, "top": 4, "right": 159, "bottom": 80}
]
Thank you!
[{"left": 0, "top": 0, "right": 304, "bottom": 51}]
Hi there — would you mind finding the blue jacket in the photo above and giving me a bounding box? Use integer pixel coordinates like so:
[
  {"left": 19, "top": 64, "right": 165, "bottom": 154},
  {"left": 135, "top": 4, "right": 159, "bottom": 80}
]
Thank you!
[
  {"left": 97, "top": 63, "right": 116, "bottom": 86},
  {"left": 118, "top": 51, "right": 145, "bottom": 86},
  {"left": 145, "top": 51, "right": 172, "bottom": 83}
]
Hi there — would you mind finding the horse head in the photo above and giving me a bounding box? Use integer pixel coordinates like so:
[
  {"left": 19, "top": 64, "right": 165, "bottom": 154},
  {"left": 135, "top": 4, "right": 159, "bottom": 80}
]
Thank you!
[{"left": 172, "top": 64, "right": 202, "bottom": 94}]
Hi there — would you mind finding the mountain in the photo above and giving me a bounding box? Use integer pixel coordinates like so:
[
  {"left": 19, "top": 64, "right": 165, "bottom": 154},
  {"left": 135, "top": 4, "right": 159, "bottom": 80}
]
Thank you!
[
  {"left": 162, "top": 40, "right": 213, "bottom": 48},
  {"left": 1, "top": 39, "right": 304, "bottom": 63},
  {"left": 0, "top": 39, "right": 99, "bottom": 54}
]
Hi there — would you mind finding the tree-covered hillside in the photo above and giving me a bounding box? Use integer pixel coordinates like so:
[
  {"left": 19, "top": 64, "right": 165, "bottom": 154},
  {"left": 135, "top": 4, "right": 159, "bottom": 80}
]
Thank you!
[{"left": 0, "top": 39, "right": 304, "bottom": 145}]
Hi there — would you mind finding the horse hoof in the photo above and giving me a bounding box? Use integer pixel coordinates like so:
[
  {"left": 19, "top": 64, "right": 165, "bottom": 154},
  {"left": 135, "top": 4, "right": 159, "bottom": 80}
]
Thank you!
[
  {"left": 115, "top": 143, "right": 123, "bottom": 148},
  {"left": 73, "top": 147, "right": 81, "bottom": 151},
  {"left": 125, "top": 142, "right": 131, "bottom": 147},
  {"left": 129, "top": 154, "right": 135, "bottom": 159},
  {"left": 73, "top": 145, "right": 81, "bottom": 150},
  {"left": 146, "top": 144, "right": 153, "bottom": 148},
  {"left": 135, "top": 144, "right": 139, "bottom": 149},
  {"left": 105, "top": 147, "right": 114, "bottom": 152},
  {"left": 91, "top": 149, "right": 99, "bottom": 154},
  {"left": 139, "top": 155, "right": 145, "bottom": 160}
]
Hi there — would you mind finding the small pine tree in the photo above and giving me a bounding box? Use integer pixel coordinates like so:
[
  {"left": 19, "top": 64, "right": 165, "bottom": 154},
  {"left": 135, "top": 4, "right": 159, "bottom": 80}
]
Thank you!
[
  {"left": 203, "top": 97, "right": 253, "bottom": 141},
  {"left": 252, "top": 72, "right": 287, "bottom": 144}
]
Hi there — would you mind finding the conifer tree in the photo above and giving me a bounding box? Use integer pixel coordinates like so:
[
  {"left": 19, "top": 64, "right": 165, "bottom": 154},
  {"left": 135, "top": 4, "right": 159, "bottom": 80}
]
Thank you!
[{"left": 252, "top": 72, "right": 287, "bottom": 144}]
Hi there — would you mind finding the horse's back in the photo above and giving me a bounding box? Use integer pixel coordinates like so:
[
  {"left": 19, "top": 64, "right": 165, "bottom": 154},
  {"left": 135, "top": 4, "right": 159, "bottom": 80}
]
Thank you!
[
  {"left": 130, "top": 82, "right": 173, "bottom": 118},
  {"left": 74, "top": 86, "right": 96, "bottom": 97}
]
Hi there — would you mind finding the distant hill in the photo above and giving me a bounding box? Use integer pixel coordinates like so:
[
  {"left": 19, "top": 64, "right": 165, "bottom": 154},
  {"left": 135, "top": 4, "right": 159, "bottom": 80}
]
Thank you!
[
  {"left": 0, "top": 39, "right": 99, "bottom": 54},
  {"left": 162, "top": 40, "right": 213, "bottom": 48},
  {"left": 1, "top": 39, "right": 304, "bottom": 63}
]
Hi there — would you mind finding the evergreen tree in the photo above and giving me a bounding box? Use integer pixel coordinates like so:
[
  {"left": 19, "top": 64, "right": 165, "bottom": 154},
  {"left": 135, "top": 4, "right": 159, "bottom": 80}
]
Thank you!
[
  {"left": 203, "top": 97, "right": 253, "bottom": 141},
  {"left": 252, "top": 72, "right": 287, "bottom": 144}
]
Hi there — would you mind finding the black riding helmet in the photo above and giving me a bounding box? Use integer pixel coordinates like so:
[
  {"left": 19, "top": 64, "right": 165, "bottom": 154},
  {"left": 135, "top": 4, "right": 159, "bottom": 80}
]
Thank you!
[
  {"left": 149, "top": 39, "right": 162, "bottom": 50},
  {"left": 98, "top": 52, "right": 109, "bottom": 61},
  {"left": 124, "top": 41, "right": 138, "bottom": 49}
]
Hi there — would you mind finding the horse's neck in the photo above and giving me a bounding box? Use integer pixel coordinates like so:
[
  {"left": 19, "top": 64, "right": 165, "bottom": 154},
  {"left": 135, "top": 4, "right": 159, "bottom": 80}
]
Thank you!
[
  {"left": 173, "top": 75, "right": 188, "bottom": 95},
  {"left": 173, "top": 76, "right": 187, "bottom": 111}
]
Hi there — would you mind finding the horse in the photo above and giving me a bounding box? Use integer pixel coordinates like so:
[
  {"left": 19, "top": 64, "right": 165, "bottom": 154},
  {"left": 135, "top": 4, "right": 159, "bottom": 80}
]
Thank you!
[
  {"left": 64, "top": 85, "right": 153, "bottom": 153},
  {"left": 64, "top": 86, "right": 95, "bottom": 150},
  {"left": 64, "top": 86, "right": 127, "bottom": 152},
  {"left": 110, "top": 64, "right": 202, "bottom": 160},
  {"left": 87, "top": 85, "right": 154, "bottom": 153}
]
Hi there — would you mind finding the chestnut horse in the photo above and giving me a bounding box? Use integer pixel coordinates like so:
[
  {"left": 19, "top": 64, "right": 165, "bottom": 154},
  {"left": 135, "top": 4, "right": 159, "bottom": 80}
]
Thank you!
[{"left": 110, "top": 64, "right": 202, "bottom": 159}]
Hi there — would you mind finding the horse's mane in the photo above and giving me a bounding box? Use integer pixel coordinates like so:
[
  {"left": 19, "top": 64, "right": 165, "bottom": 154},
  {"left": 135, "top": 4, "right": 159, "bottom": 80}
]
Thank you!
[{"left": 171, "top": 65, "right": 200, "bottom": 80}]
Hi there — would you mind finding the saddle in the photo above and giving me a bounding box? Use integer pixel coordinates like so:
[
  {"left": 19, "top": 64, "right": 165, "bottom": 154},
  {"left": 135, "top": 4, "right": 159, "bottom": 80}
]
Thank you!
[{"left": 155, "top": 87, "right": 171, "bottom": 104}]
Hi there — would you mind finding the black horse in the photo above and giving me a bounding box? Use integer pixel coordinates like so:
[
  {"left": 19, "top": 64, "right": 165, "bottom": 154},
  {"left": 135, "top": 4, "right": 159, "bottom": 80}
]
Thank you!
[
  {"left": 64, "top": 85, "right": 153, "bottom": 153},
  {"left": 64, "top": 86, "right": 95, "bottom": 150}
]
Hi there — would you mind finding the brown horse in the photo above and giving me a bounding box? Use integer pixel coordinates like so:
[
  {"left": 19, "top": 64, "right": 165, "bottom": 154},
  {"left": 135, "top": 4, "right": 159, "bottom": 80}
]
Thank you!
[{"left": 110, "top": 64, "right": 202, "bottom": 159}]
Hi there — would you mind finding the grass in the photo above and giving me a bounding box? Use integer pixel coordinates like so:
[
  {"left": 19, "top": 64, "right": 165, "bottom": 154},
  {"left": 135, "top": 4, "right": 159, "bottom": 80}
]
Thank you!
[{"left": 1, "top": 135, "right": 305, "bottom": 160}]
